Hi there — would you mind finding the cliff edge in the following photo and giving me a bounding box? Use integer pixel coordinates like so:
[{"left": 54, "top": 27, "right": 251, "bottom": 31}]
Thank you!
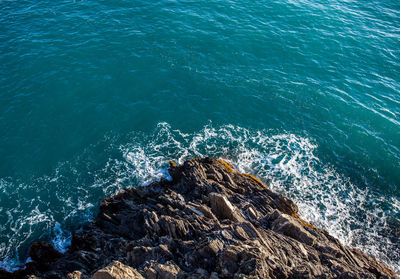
[{"left": 1, "top": 158, "right": 397, "bottom": 279}]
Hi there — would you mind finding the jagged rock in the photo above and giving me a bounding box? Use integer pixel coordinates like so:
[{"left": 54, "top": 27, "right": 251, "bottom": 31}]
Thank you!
[
  {"left": 92, "top": 261, "right": 144, "bottom": 279},
  {"left": 29, "top": 241, "right": 63, "bottom": 266},
  {"left": 158, "top": 215, "right": 189, "bottom": 239},
  {"left": 270, "top": 210, "right": 316, "bottom": 246},
  {"left": 153, "top": 262, "right": 181, "bottom": 279},
  {"left": 209, "top": 192, "right": 244, "bottom": 222},
  {"left": 67, "top": 271, "right": 82, "bottom": 279},
  {"left": 4, "top": 158, "right": 398, "bottom": 279},
  {"left": 143, "top": 267, "right": 157, "bottom": 279},
  {"left": 198, "top": 238, "right": 223, "bottom": 257}
]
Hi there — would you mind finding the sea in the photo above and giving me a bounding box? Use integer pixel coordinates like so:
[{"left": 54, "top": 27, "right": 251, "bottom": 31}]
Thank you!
[{"left": 0, "top": 0, "right": 399, "bottom": 273}]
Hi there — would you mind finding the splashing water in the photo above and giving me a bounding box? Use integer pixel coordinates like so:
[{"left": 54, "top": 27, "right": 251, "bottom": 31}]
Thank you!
[{"left": 0, "top": 123, "right": 398, "bottom": 272}]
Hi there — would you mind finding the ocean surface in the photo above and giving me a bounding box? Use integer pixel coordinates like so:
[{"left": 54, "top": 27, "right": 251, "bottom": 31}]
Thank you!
[{"left": 1, "top": 0, "right": 399, "bottom": 273}]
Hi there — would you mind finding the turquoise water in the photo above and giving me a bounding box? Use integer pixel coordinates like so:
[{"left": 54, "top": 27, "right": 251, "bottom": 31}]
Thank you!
[{"left": 1, "top": 0, "right": 399, "bottom": 272}]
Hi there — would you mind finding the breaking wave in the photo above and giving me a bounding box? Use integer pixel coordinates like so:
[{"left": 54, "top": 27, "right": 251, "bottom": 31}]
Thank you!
[{"left": 0, "top": 122, "right": 399, "bottom": 272}]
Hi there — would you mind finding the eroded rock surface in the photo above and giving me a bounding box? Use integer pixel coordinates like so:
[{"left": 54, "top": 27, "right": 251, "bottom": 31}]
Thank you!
[
  {"left": 2, "top": 158, "right": 397, "bottom": 279},
  {"left": 92, "top": 261, "right": 144, "bottom": 279}
]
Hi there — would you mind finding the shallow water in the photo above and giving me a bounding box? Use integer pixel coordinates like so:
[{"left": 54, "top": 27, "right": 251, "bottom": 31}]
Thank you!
[{"left": 1, "top": 0, "right": 399, "bottom": 272}]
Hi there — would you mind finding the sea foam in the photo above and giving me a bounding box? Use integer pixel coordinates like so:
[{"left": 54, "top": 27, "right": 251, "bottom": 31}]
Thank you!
[{"left": 0, "top": 122, "right": 398, "bottom": 273}]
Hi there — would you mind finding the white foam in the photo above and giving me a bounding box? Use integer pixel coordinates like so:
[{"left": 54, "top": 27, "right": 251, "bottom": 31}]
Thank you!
[
  {"left": 51, "top": 223, "right": 71, "bottom": 254},
  {"left": 114, "top": 122, "right": 399, "bottom": 272},
  {"left": 0, "top": 122, "right": 398, "bottom": 273}
]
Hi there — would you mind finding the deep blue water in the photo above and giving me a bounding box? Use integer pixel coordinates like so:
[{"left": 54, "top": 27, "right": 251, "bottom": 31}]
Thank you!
[{"left": 1, "top": 0, "right": 399, "bottom": 272}]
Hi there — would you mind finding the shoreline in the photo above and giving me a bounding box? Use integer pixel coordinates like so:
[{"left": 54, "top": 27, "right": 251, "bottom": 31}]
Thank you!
[{"left": 1, "top": 158, "right": 397, "bottom": 278}]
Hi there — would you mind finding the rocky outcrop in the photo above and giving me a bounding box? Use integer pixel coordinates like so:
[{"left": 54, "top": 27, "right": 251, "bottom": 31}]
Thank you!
[{"left": 2, "top": 158, "right": 397, "bottom": 279}]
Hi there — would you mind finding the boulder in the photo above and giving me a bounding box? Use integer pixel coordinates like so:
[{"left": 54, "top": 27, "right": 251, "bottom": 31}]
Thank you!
[
  {"left": 270, "top": 211, "right": 316, "bottom": 246},
  {"left": 92, "top": 261, "right": 144, "bottom": 279},
  {"left": 154, "top": 262, "right": 181, "bottom": 279},
  {"left": 209, "top": 192, "right": 243, "bottom": 222}
]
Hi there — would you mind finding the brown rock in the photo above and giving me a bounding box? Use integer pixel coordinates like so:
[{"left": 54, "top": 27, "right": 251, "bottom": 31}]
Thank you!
[
  {"left": 159, "top": 215, "right": 188, "bottom": 239},
  {"left": 198, "top": 238, "right": 224, "bottom": 257},
  {"left": 209, "top": 192, "right": 244, "bottom": 222},
  {"left": 270, "top": 211, "right": 316, "bottom": 246},
  {"left": 92, "top": 261, "right": 144, "bottom": 279},
  {"left": 67, "top": 271, "right": 82, "bottom": 279},
  {"left": 144, "top": 267, "right": 157, "bottom": 279},
  {"left": 11, "top": 158, "right": 398, "bottom": 279},
  {"left": 154, "top": 262, "right": 181, "bottom": 279}
]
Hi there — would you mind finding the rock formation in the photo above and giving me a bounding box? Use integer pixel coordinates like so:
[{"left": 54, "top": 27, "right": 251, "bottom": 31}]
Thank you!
[{"left": 1, "top": 158, "right": 397, "bottom": 278}]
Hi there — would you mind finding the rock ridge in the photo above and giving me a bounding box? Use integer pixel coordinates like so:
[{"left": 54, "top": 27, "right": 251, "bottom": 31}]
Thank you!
[{"left": 1, "top": 158, "right": 397, "bottom": 279}]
